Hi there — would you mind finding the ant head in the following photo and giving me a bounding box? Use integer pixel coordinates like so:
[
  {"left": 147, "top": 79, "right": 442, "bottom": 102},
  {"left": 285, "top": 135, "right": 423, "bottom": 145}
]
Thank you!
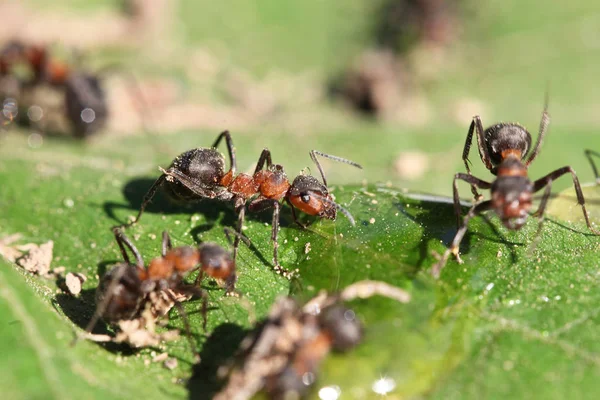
[
  {"left": 491, "top": 175, "right": 533, "bottom": 230},
  {"left": 95, "top": 263, "right": 144, "bottom": 323},
  {"left": 199, "top": 243, "right": 236, "bottom": 281},
  {"left": 318, "top": 304, "right": 363, "bottom": 351},
  {"left": 288, "top": 175, "right": 336, "bottom": 220}
]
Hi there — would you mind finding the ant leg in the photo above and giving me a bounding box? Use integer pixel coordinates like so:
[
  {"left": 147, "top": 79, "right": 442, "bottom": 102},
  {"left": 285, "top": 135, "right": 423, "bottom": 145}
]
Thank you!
[
  {"left": 254, "top": 148, "right": 273, "bottom": 173},
  {"left": 453, "top": 173, "right": 492, "bottom": 228},
  {"left": 525, "top": 97, "right": 550, "bottom": 166},
  {"left": 310, "top": 150, "right": 363, "bottom": 187},
  {"left": 212, "top": 130, "right": 236, "bottom": 174},
  {"left": 462, "top": 116, "right": 492, "bottom": 199},
  {"left": 224, "top": 226, "right": 251, "bottom": 247},
  {"left": 160, "top": 167, "right": 218, "bottom": 198},
  {"left": 248, "top": 198, "right": 282, "bottom": 267},
  {"left": 113, "top": 227, "right": 144, "bottom": 267},
  {"left": 432, "top": 200, "right": 492, "bottom": 278},
  {"left": 533, "top": 167, "right": 600, "bottom": 234},
  {"left": 271, "top": 201, "right": 281, "bottom": 267},
  {"left": 117, "top": 174, "right": 166, "bottom": 228},
  {"left": 286, "top": 199, "right": 308, "bottom": 229},
  {"left": 164, "top": 290, "right": 198, "bottom": 356},
  {"left": 584, "top": 149, "right": 600, "bottom": 184},
  {"left": 161, "top": 231, "right": 172, "bottom": 257},
  {"left": 233, "top": 202, "right": 246, "bottom": 262}
]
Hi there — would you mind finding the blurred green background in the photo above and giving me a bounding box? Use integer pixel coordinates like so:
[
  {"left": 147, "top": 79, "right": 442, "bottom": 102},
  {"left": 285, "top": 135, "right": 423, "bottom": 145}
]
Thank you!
[{"left": 4, "top": 0, "right": 600, "bottom": 195}]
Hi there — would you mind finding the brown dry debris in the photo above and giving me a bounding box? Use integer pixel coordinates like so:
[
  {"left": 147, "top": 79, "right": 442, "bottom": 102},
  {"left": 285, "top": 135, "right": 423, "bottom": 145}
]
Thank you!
[
  {"left": 0, "top": 233, "right": 24, "bottom": 262},
  {"left": 65, "top": 272, "right": 87, "bottom": 296},
  {"left": 85, "top": 306, "right": 180, "bottom": 348},
  {"left": 16, "top": 240, "right": 54, "bottom": 276}
]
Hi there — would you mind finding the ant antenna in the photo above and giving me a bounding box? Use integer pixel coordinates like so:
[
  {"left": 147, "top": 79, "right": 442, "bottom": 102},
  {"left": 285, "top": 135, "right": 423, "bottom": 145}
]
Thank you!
[
  {"left": 311, "top": 193, "right": 356, "bottom": 226},
  {"left": 112, "top": 227, "right": 144, "bottom": 267},
  {"left": 310, "top": 150, "right": 363, "bottom": 187}
]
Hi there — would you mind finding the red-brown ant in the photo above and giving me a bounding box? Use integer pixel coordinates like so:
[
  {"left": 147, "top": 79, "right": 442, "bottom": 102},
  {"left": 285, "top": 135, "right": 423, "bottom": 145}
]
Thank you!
[
  {"left": 120, "top": 130, "right": 362, "bottom": 269},
  {"left": 215, "top": 280, "right": 411, "bottom": 400},
  {"left": 81, "top": 228, "right": 236, "bottom": 351},
  {"left": 433, "top": 101, "right": 600, "bottom": 277},
  {"left": 0, "top": 40, "right": 107, "bottom": 138}
]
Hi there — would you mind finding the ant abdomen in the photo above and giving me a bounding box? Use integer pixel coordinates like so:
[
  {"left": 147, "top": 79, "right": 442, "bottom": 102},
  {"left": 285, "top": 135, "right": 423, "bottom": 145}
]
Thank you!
[
  {"left": 95, "top": 264, "right": 144, "bottom": 323},
  {"left": 484, "top": 123, "right": 532, "bottom": 165}
]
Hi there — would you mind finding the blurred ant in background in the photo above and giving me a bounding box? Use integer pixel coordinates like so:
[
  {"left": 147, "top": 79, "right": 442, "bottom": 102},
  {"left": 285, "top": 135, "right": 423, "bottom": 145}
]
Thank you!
[
  {"left": 214, "top": 280, "right": 411, "bottom": 400},
  {"left": 433, "top": 99, "right": 600, "bottom": 277},
  {"left": 82, "top": 228, "right": 237, "bottom": 352},
  {"left": 0, "top": 40, "right": 107, "bottom": 138},
  {"left": 118, "top": 130, "right": 362, "bottom": 269}
]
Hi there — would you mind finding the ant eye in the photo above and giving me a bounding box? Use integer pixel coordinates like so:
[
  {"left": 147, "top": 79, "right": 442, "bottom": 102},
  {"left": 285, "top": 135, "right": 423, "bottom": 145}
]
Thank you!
[{"left": 301, "top": 194, "right": 311, "bottom": 203}]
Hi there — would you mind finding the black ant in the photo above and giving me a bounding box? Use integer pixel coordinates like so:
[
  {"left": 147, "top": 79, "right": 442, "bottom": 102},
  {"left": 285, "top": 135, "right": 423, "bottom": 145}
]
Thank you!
[
  {"left": 0, "top": 40, "right": 107, "bottom": 138},
  {"left": 432, "top": 101, "right": 600, "bottom": 277},
  {"left": 119, "top": 130, "right": 362, "bottom": 269},
  {"left": 214, "top": 280, "right": 411, "bottom": 400},
  {"left": 81, "top": 228, "right": 236, "bottom": 351}
]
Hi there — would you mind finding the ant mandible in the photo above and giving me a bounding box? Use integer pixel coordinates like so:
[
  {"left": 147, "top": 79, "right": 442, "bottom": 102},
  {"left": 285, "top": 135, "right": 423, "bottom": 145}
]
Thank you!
[
  {"left": 432, "top": 100, "right": 600, "bottom": 277},
  {"left": 0, "top": 40, "right": 107, "bottom": 138},
  {"left": 82, "top": 228, "right": 236, "bottom": 351},
  {"left": 119, "top": 130, "right": 362, "bottom": 269}
]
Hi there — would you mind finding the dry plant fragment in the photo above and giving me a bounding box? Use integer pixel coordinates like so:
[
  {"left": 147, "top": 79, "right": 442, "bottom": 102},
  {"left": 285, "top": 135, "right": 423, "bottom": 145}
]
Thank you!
[{"left": 16, "top": 240, "right": 54, "bottom": 276}]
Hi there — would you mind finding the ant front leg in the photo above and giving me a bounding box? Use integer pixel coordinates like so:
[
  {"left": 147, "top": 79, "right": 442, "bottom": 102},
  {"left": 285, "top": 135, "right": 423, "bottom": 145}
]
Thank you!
[
  {"left": 286, "top": 199, "right": 308, "bottom": 229},
  {"left": 462, "top": 116, "right": 493, "bottom": 200},
  {"left": 254, "top": 148, "right": 273, "bottom": 174},
  {"left": 212, "top": 130, "right": 237, "bottom": 175},
  {"left": 452, "top": 173, "right": 492, "bottom": 228},
  {"left": 432, "top": 200, "right": 492, "bottom": 278},
  {"left": 117, "top": 174, "right": 166, "bottom": 228},
  {"left": 533, "top": 166, "right": 600, "bottom": 235},
  {"left": 585, "top": 149, "right": 600, "bottom": 185}
]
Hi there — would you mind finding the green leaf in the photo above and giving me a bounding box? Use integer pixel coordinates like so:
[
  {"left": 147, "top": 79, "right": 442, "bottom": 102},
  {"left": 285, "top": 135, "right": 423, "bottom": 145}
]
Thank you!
[{"left": 2, "top": 131, "right": 600, "bottom": 399}]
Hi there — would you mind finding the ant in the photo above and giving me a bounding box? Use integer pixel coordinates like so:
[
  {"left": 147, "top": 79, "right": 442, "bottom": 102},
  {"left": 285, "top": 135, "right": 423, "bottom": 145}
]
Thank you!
[
  {"left": 214, "top": 280, "right": 411, "bottom": 400},
  {"left": 0, "top": 40, "right": 107, "bottom": 138},
  {"left": 119, "top": 130, "right": 362, "bottom": 269},
  {"left": 81, "top": 228, "right": 236, "bottom": 352},
  {"left": 432, "top": 101, "right": 600, "bottom": 277}
]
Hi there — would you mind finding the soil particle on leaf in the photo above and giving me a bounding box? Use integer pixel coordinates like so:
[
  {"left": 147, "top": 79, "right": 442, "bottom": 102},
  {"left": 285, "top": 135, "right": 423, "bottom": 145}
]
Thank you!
[
  {"left": 0, "top": 234, "right": 24, "bottom": 262},
  {"left": 163, "top": 357, "right": 178, "bottom": 370},
  {"left": 16, "top": 240, "right": 54, "bottom": 276},
  {"left": 65, "top": 272, "right": 87, "bottom": 296}
]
